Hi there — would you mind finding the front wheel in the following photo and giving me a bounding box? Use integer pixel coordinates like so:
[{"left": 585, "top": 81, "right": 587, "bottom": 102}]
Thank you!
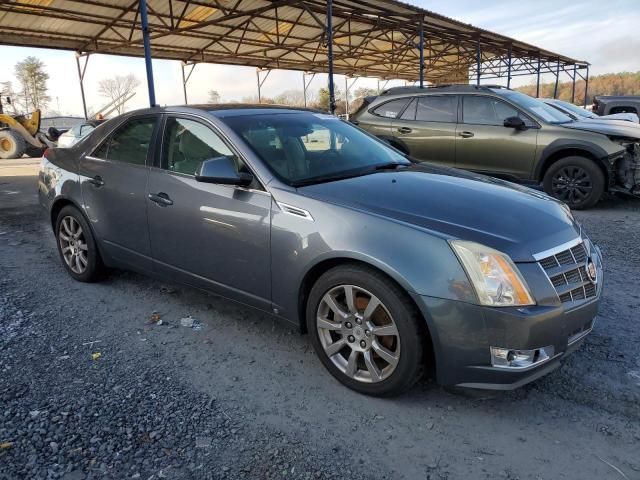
[
  {"left": 543, "top": 156, "right": 604, "bottom": 210},
  {"left": 306, "top": 264, "right": 425, "bottom": 397}
]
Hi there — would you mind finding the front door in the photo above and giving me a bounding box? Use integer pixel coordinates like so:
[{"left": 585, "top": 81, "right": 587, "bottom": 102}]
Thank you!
[
  {"left": 146, "top": 115, "right": 272, "bottom": 310},
  {"left": 79, "top": 115, "right": 159, "bottom": 272},
  {"left": 455, "top": 95, "right": 539, "bottom": 180},
  {"left": 391, "top": 95, "right": 458, "bottom": 165}
]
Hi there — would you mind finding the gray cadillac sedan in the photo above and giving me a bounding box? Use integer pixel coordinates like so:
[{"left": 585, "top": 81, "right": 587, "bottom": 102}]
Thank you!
[{"left": 38, "top": 105, "right": 603, "bottom": 396}]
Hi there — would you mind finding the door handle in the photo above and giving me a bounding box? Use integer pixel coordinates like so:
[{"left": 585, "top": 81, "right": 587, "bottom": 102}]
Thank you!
[
  {"left": 397, "top": 127, "right": 412, "bottom": 134},
  {"left": 458, "top": 131, "right": 474, "bottom": 138},
  {"left": 88, "top": 175, "right": 104, "bottom": 187},
  {"left": 148, "top": 192, "right": 173, "bottom": 207}
]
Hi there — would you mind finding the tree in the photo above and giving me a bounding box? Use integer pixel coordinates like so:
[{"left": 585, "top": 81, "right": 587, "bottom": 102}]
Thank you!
[
  {"left": 273, "top": 89, "right": 305, "bottom": 106},
  {"left": 208, "top": 90, "right": 221, "bottom": 103},
  {"left": 353, "top": 87, "right": 378, "bottom": 99},
  {"left": 15, "top": 56, "right": 50, "bottom": 113},
  {"left": 314, "top": 86, "right": 341, "bottom": 112},
  {"left": 98, "top": 74, "right": 140, "bottom": 115}
]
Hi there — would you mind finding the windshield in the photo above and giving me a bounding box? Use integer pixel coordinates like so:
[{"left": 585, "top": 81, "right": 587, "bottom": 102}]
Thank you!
[
  {"left": 222, "top": 111, "right": 409, "bottom": 186},
  {"left": 494, "top": 90, "right": 573, "bottom": 124},
  {"left": 551, "top": 100, "right": 596, "bottom": 119}
]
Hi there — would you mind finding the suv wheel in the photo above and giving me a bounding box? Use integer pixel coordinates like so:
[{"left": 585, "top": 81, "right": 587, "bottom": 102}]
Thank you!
[
  {"left": 543, "top": 156, "right": 604, "bottom": 209},
  {"left": 55, "top": 205, "right": 105, "bottom": 282},
  {"left": 306, "top": 264, "right": 425, "bottom": 397}
]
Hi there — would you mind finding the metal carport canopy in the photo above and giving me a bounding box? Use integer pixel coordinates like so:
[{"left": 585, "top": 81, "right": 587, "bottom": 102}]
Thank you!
[{"left": 0, "top": 0, "right": 590, "bottom": 111}]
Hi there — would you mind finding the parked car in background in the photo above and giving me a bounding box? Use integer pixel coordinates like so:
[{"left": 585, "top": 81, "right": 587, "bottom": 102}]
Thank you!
[
  {"left": 39, "top": 105, "right": 603, "bottom": 396},
  {"left": 57, "top": 120, "right": 104, "bottom": 147},
  {"left": 542, "top": 98, "right": 639, "bottom": 123},
  {"left": 593, "top": 95, "right": 640, "bottom": 117},
  {"left": 351, "top": 85, "right": 640, "bottom": 208}
]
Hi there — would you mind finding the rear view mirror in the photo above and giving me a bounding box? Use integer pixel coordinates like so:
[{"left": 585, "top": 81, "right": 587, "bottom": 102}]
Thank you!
[
  {"left": 195, "top": 156, "right": 253, "bottom": 187},
  {"left": 504, "top": 116, "right": 526, "bottom": 130}
]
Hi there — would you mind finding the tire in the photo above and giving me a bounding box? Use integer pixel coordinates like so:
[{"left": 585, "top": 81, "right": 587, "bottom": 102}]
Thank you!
[
  {"left": 543, "top": 156, "right": 605, "bottom": 210},
  {"left": 25, "top": 145, "right": 46, "bottom": 158},
  {"left": 306, "top": 264, "right": 425, "bottom": 397},
  {"left": 55, "top": 205, "right": 105, "bottom": 282},
  {"left": 0, "top": 129, "right": 27, "bottom": 159}
]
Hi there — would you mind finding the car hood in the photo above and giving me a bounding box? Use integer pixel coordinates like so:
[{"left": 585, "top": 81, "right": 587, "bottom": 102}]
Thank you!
[
  {"left": 561, "top": 119, "right": 640, "bottom": 139},
  {"left": 600, "top": 113, "right": 639, "bottom": 123},
  {"left": 298, "top": 164, "right": 581, "bottom": 262}
]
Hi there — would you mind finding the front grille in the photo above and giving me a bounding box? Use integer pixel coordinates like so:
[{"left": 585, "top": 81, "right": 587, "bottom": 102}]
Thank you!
[{"left": 538, "top": 241, "right": 597, "bottom": 307}]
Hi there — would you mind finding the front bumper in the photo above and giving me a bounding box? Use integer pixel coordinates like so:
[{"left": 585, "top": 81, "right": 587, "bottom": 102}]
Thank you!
[{"left": 410, "top": 241, "right": 603, "bottom": 390}]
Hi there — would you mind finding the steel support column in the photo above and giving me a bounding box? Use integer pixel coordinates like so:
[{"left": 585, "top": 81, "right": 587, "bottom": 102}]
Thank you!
[
  {"left": 418, "top": 21, "right": 425, "bottom": 88},
  {"left": 256, "top": 69, "right": 271, "bottom": 103},
  {"left": 553, "top": 59, "right": 560, "bottom": 99},
  {"left": 536, "top": 54, "right": 541, "bottom": 98},
  {"left": 326, "top": 0, "right": 336, "bottom": 114},
  {"left": 584, "top": 65, "right": 590, "bottom": 108},
  {"left": 139, "top": 0, "right": 156, "bottom": 107},
  {"left": 476, "top": 39, "right": 481, "bottom": 86},
  {"left": 506, "top": 44, "right": 512, "bottom": 88},
  {"left": 181, "top": 62, "right": 196, "bottom": 105},
  {"left": 571, "top": 65, "right": 577, "bottom": 104},
  {"left": 75, "top": 53, "right": 90, "bottom": 119}
]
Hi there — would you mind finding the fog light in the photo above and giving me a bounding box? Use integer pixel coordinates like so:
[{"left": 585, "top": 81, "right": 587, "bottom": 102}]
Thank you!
[{"left": 490, "top": 345, "right": 554, "bottom": 369}]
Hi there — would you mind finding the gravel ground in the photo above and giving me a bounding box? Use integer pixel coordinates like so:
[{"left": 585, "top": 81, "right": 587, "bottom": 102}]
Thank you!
[{"left": 1, "top": 161, "right": 639, "bottom": 479}]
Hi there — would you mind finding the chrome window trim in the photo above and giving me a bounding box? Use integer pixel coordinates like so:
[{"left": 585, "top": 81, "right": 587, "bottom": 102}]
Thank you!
[
  {"left": 147, "top": 166, "right": 271, "bottom": 197},
  {"left": 532, "top": 236, "right": 583, "bottom": 261}
]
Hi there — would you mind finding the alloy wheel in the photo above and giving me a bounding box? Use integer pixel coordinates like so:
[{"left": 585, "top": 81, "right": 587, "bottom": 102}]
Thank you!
[
  {"left": 58, "top": 216, "right": 89, "bottom": 274},
  {"left": 551, "top": 166, "right": 593, "bottom": 204},
  {"left": 316, "top": 285, "right": 401, "bottom": 383}
]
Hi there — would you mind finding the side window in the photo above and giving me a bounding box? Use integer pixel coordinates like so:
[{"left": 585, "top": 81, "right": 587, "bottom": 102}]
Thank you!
[
  {"left": 162, "top": 117, "right": 236, "bottom": 176},
  {"left": 416, "top": 96, "right": 457, "bottom": 123},
  {"left": 399, "top": 98, "right": 417, "bottom": 120},
  {"left": 463, "top": 96, "right": 522, "bottom": 126},
  {"left": 371, "top": 98, "right": 410, "bottom": 118},
  {"left": 92, "top": 117, "right": 156, "bottom": 165}
]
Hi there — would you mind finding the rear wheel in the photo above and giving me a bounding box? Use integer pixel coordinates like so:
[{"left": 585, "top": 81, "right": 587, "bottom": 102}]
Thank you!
[
  {"left": 307, "top": 264, "right": 425, "bottom": 397},
  {"left": 0, "top": 129, "right": 26, "bottom": 159},
  {"left": 543, "top": 156, "right": 604, "bottom": 210},
  {"left": 55, "top": 205, "right": 105, "bottom": 282}
]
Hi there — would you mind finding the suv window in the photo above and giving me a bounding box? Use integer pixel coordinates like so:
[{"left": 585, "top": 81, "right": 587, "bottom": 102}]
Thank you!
[
  {"left": 462, "top": 96, "right": 523, "bottom": 126},
  {"left": 93, "top": 117, "right": 156, "bottom": 165},
  {"left": 371, "top": 98, "right": 410, "bottom": 118},
  {"left": 162, "top": 117, "right": 236, "bottom": 176},
  {"left": 416, "top": 96, "right": 457, "bottom": 122}
]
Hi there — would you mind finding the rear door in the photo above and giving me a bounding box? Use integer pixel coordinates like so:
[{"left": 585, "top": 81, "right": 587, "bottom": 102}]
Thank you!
[
  {"left": 391, "top": 95, "right": 458, "bottom": 165},
  {"left": 80, "top": 115, "right": 159, "bottom": 272},
  {"left": 146, "top": 115, "right": 272, "bottom": 310},
  {"left": 362, "top": 97, "right": 412, "bottom": 140},
  {"left": 455, "top": 95, "right": 539, "bottom": 179}
]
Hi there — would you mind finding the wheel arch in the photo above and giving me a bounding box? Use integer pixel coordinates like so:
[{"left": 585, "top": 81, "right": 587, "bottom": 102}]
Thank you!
[
  {"left": 50, "top": 197, "right": 82, "bottom": 231},
  {"left": 297, "top": 256, "right": 436, "bottom": 372},
  {"left": 376, "top": 135, "right": 409, "bottom": 155},
  {"left": 536, "top": 144, "right": 609, "bottom": 186}
]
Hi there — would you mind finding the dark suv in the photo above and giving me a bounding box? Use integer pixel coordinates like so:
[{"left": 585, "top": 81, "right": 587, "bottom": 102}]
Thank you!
[{"left": 352, "top": 85, "right": 640, "bottom": 209}]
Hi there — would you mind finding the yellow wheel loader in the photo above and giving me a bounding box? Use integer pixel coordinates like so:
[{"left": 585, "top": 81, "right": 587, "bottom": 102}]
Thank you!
[{"left": 0, "top": 109, "right": 56, "bottom": 159}]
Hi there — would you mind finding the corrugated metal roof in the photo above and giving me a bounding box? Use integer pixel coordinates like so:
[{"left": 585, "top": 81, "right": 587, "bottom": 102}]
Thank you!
[{"left": 0, "top": 0, "right": 588, "bottom": 82}]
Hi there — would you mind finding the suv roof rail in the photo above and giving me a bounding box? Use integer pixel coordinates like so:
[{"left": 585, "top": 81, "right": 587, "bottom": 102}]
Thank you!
[{"left": 379, "top": 84, "right": 512, "bottom": 96}]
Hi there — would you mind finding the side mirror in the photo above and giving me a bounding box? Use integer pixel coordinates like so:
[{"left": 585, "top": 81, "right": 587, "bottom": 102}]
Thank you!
[
  {"left": 195, "top": 156, "right": 253, "bottom": 187},
  {"left": 503, "top": 116, "right": 526, "bottom": 130}
]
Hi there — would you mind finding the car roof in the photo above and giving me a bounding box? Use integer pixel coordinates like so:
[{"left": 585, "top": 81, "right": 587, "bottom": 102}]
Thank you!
[
  {"left": 117, "top": 104, "right": 323, "bottom": 119},
  {"left": 379, "top": 84, "right": 512, "bottom": 96}
]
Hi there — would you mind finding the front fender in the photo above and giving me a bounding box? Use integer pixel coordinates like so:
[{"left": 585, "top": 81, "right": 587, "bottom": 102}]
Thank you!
[{"left": 269, "top": 190, "right": 475, "bottom": 323}]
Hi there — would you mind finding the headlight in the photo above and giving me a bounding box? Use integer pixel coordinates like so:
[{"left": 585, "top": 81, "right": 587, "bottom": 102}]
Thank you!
[{"left": 450, "top": 240, "right": 535, "bottom": 307}]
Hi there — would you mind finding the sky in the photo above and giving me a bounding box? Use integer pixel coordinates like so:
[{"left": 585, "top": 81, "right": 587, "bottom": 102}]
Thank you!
[{"left": 0, "top": 0, "right": 638, "bottom": 116}]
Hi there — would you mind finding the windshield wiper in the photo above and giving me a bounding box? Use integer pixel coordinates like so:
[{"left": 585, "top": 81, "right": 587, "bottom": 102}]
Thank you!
[{"left": 374, "top": 162, "right": 408, "bottom": 171}]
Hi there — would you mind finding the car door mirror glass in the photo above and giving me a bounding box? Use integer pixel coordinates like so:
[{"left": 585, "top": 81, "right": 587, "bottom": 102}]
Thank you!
[
  {"left": 503, "top": 116, "right": 526, "bottom": 130},
  {"left": 195, "top": 156, "right": 253, "bottom": 186}
]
